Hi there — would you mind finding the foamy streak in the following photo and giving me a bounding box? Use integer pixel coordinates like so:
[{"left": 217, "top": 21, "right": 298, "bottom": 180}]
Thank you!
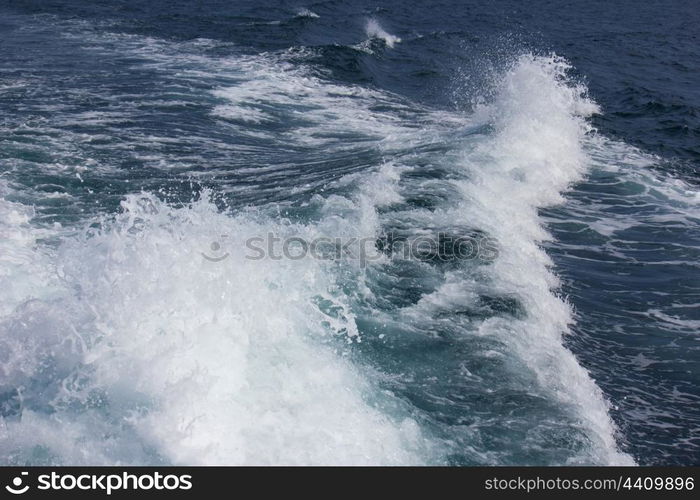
[
  {"left": 454, "top": 55, "right": 633, "bottom": 464},
  {"left": 212, "top": 67, "right": 411, "bottom": 145},
  {"left": 586, "top": 136, "right": 700, "bottom": 224}
]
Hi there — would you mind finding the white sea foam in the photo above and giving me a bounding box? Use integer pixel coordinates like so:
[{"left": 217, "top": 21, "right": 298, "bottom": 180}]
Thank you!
[
  {"left": 0, "top": 181, "right": 64, "bottom": 318},
  {"left": 0, "top": 192, "right": 433, "bottom": 465},
  {"left": 449, "top": 54, "right": 633, "bottom": 464}
]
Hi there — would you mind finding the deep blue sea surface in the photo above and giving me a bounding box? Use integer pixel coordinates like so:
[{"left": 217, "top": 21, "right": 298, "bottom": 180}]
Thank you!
[{"left": 0, "top": 0, "right": 698, "bottom": 465}]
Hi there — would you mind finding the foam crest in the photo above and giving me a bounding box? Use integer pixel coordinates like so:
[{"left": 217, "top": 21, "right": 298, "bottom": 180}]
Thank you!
[
  {"left": 294, "top": 8, "right": 319, "bottom": 19},
  {"left": 454, "top": 55, "right": 633, "bottom": 464}
]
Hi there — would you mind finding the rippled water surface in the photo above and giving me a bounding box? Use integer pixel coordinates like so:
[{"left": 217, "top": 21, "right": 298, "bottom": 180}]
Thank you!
[{"left": 0, "top": 0, "right": 698, "bottom": 465}]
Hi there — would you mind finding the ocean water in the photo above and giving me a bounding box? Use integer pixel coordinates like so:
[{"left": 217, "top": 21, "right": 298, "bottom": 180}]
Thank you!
[{"left": 0, "top": 0, "right": 698, "bottom": 465}]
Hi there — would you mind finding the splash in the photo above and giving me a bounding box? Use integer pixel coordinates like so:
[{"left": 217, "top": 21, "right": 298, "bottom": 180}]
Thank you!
[
  {"left": 365, "top": 19, "right": 401, "bottom": 48},
  {"left": 294, "top": 8, "right": 319, "bottom": 19},
  {"left": 0, "top": 191, "right": 434, "bottom": 465}
]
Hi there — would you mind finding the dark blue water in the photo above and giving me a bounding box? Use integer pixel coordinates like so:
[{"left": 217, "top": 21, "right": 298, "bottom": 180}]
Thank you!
[{"left": 0, "top": 0, "right": 698, "bottom": 465}]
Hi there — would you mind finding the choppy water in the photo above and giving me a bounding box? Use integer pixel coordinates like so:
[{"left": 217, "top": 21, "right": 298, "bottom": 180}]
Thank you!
[{"left": 0, "top": 0, "right": 698, "bottom": 465}]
